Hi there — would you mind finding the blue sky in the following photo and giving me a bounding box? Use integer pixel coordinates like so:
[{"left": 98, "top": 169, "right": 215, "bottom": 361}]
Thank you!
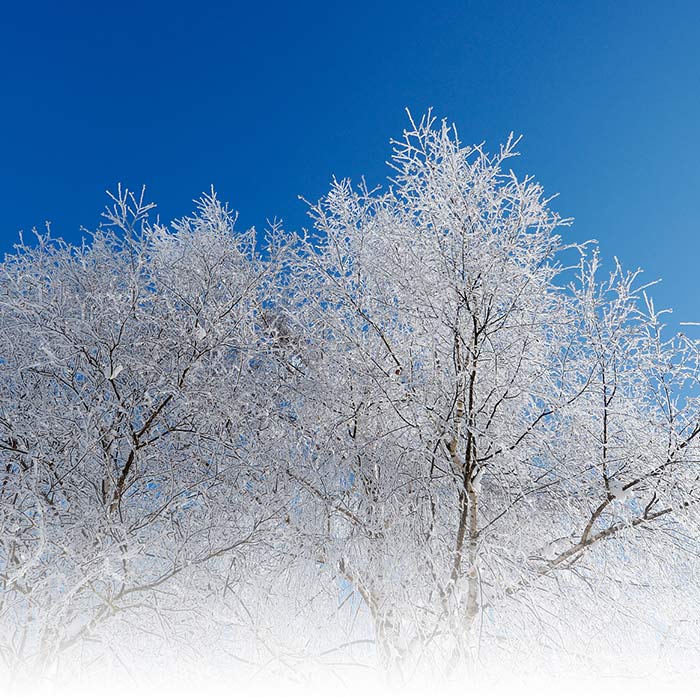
[{"left": 2, "top": 1, "right": 698, "bottom": 324}]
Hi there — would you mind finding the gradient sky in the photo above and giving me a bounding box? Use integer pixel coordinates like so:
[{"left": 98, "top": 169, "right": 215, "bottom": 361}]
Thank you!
[{"left": 2, "top": 1, "right": 698, "bottom": 326}]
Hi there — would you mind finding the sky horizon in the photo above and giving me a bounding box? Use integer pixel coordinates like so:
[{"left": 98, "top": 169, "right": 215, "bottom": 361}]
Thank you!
[{"left": 2, "top": 1, "right": 699, "bottom": 327}]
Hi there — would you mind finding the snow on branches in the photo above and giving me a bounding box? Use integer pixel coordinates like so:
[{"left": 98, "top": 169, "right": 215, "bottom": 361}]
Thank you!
[{"left": 1, "top": 115, "right": 700, "bottom": 684}]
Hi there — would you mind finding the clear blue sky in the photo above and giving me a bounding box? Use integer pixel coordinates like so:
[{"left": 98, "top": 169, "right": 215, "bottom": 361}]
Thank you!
[{"left": 2, "top": 1, "right": 698, "bottom": 324}]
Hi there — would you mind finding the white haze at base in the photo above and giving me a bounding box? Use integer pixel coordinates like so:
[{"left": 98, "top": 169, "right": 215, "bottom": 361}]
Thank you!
[
  {"left": 1, "top": 672, "right": 695, "bottom": 700},
  {"left": 2, "top": 114, "right": 700, "bottom": 683}
]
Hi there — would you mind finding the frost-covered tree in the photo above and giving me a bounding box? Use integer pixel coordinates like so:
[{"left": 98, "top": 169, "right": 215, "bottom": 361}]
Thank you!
[
  {"left": 0, "top": 188, "right": 296, "bottom": 677},
  {"left": 279, "top": 113, "right": 700, "bottom": 678},
  {"left": 2, "top": 114, "right": 700, "bottom": 685}
]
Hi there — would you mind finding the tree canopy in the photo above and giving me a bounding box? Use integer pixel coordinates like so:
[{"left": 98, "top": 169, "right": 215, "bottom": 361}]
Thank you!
[{"left": 2, "top": 114, "right": 700, "bottom": 685}]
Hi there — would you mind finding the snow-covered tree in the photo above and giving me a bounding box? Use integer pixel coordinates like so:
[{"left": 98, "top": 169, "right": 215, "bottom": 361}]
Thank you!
[
  {"left": 2, "top": 114, "right": 700, "bottom": 685},
  {"left": 279, "top": 112, "right": 700, "bottom": 678},
  {"left": 0, "top": 188, "right": 295, "bottom": 677}
]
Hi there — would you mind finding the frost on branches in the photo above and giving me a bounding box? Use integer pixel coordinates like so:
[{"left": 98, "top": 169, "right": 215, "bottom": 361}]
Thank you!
[{"left": 1, "top": 114, "right": 700, "bottom": 685}]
